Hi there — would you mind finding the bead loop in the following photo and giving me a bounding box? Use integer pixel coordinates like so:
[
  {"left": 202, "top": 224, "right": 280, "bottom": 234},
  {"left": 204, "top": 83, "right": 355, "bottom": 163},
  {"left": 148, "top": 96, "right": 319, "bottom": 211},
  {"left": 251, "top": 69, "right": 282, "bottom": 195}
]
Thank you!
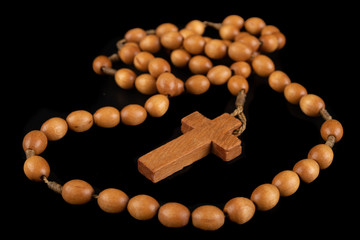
[{"left": 22, "top": 14, "right": 342, "bottom": 231}]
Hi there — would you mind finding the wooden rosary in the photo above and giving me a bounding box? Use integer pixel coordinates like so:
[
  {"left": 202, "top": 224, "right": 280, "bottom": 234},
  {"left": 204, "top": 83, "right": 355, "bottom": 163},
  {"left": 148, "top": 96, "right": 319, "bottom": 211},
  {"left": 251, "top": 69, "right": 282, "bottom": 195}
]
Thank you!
[{"left": 22, "top": 15, "right": 344, "bottom": 231}]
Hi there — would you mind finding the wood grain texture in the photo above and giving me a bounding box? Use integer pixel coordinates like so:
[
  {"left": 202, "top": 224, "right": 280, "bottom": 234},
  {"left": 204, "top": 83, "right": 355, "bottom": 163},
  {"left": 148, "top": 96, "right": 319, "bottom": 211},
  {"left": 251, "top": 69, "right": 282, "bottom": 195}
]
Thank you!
[{"left": 138, "top": 111, "right": 242, "bottom": 183}]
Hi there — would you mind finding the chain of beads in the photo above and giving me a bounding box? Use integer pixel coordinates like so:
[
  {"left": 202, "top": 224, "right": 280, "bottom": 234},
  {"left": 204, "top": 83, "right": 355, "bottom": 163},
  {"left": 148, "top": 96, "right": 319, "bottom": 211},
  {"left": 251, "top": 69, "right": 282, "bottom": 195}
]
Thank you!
[{"left": 22, "top": 15, "right": 343, "bottom": 231}]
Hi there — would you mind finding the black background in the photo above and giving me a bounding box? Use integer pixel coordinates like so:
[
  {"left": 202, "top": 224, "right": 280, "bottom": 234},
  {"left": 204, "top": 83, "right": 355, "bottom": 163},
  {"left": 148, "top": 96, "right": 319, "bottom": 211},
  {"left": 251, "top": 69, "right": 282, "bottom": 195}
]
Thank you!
[{"left": 7, "top": 1, "right": 355, "bottom": 238}]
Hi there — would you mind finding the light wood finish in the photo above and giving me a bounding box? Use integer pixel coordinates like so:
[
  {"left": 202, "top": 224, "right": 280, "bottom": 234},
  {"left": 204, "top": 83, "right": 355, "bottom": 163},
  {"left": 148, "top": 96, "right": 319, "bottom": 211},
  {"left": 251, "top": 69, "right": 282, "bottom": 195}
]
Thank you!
[
  {"left": 191, "top": 205, "right": 225, "bottom": 231},
  {"left": 138, "top": 111, "right": 242, "bottom": 182},
  {"left": 127, "top": 194, "right": 159, "bottom": 220},
  {"left": 22, "top": 130, "right": 48, "bottom": 155},
  {"left": 62, "top": 179, "right": 94, "bottom": 205}
]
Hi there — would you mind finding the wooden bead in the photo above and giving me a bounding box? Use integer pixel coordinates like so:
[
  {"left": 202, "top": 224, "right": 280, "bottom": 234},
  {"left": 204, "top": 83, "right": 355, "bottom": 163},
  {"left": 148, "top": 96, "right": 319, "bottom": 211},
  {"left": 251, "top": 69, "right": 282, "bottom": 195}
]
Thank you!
[
  {"left": 93, "top": 106, "right": 120, "bottom": 128},
  {"left": 145, "top": 94, "right": 169, "bottom": 117},
  {"left": 156, "top": 23, "right": 178, "bottom": 37},
  {"left": 206, "top": 65, "right": 232, "bottom": 85},
  {"left": 40, "top": 117, "right": 68, "bottom": 141},
  {"left": 219, "top": 24, "right": 240, "bottom": 40},
  {"left": 223, "top": 197, "right": 255, "bottom": 224},
  {"left": 191, "top": 205, "right": 225, "bottom": 231},
  {"left": 114, "top": 68, "right": 136, "bottom": 90},
  {"left": 183, "top": 34, "right": 206, "bottom": 55},
  {"left": 158, "top": 202, "right": 190, "bottom": 228},
  {"left": 133, "top": 51, "right": 154, "bottom": 72},
  {"left": 293, "top": 159, "right": 320, "bottom": 183},
  {"left": 273, "top": 32, "right": 286, "bottom": 50},
  {"left": 261, "top": 25, "right": 280, "bottom": 36},
  {"left": 92, "top": 55, "right": 112, "bottom": 75},
  {"left": 135, "top": 73, "right": 157, "bottom": 95},
  {"left": 227, "top": 75, "right": 249, "bottom": 95},
  {"left": 185, "top": 75, "right": 210, "bottom": 95},
  {"left": 251, "top": 55, "right": 275, "bottom": 77},
  {"left": 23, "top": 130, "right": 48, "bottom": 155},
  {"left": 23, "top": 156, "right": 50, "bottom": 182},
  {"left": 188, "top": 55, "right": 213, "bottom": 74},
  {"left": 97, "top": 188, "right": 129, "bottom": 213},
  {"left": 139, "top": 34, "right": 161, "bottom": 53},
  {"left": 174, "top": 78, "right": 185, "bottom": 96},
  {"left": 160, "top": 31, "right": 183, "bottom": 50},
  {"left": 66, "top": 110, "right": 93, "bottom": 132},
  {"left": 179, "top": 28, "right": 196, "bottom": 39},
  {"left": 204, "top": 39, "right": 227, "bottom": 59},
  {"left": 250, "top": 183, "right": 280, "bottom": 211},
  {"left": 62, "top": 179, "right": 94, "bottom": 205},
  {"left": 118, "top": 42, "right": 141, "bottom": 65},
  {"left": 222, "top": 15, "right": 244, "bottom": 29},
  {"left": 244, "top": 17, "right": 266, "bottom": 35},
  {"left": 228, "top": 42, "right": 252, "bottom": 61},
  {"left": 124, "top": 28, "right": 146, "bottom": 43},
  {"left": 236, "top": 34, "right": 261, "bottom": 52},
  {"left": 259, "top": 34, "right": 279, "bottom": 52},
  {"left": 170, "top": 49, "right": 191, "bottom": 68},
  {"left": 230, "top": 61, "right": 251, "bottom": 78},
  {"left": 284, "top": 83, "right": 307, "bottom": 104},
  {"left": 272, "top": 170, "right": 300, "bottom": 197},
  {"left": 299, "top": 94, "right": 325, "bottom": 117},
  {"left": 156, "top": 72, "right": 177, "bottom": 96},
  {"left": 148, "top": 57, "right": 171, "bottom": 78},
  {"left": 185, "top": 19, "right": 205, "bottom": 35},
  {"left": 127, "top": 194, "right": 160, "bottom": 220},
  {"left": 320, "top": 119, "right": 343, "bottom": 142},
  {"left": 268, "top": 70, "right": 291, "bottom": 93},
  {"left": 120, "top": 104, "right": 147, "bottom": 126},
  {"left": 308, "top": 144, "right": 334, "bottom": 169}
]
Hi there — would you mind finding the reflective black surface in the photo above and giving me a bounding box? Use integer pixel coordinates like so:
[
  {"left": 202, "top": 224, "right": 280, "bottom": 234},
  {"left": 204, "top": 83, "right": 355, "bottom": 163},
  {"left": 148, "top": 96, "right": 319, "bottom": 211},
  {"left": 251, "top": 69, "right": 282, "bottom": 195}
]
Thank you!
[{"left": 10, "top": 2, "right": 352, "bottom": 238}]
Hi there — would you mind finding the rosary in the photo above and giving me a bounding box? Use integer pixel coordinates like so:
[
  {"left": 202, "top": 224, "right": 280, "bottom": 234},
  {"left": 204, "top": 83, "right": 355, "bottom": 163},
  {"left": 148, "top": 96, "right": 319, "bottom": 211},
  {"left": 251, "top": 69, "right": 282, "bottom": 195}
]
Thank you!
[{"left": 22, "top": 15, "right": 343, "bottom": 231}]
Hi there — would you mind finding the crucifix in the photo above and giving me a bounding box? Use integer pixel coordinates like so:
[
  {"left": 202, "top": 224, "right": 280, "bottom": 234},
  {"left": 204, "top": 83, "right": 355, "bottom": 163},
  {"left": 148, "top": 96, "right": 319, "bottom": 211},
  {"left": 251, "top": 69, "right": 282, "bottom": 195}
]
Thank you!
[{"left": 138, "top": 111, "right": 242, "bottom": 183}]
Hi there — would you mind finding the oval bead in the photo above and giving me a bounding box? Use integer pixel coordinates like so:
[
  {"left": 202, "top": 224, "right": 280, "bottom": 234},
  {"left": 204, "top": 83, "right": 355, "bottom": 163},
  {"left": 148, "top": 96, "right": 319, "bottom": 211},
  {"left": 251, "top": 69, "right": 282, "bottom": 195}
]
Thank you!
[
  {"left": 228, "top": 42, "right": 252, "bottom": 61},
  {"left": 192, "top": 205, "right": 225, "bottom": 231},
  {"left": 284, "top": 83, "right": 307, "bottom": 104},
  {"left": 223, "top": 197, "right": 255, "bottom": 224},
  {"left": 23, "top": 156, "right": 50, "bottom": 182},
  {"left": 272, "top": 170, "right": 300, "bottom": 197},
  {"left": 22, "top": 130, "right": 48, "bottom": 155},
  {"left": 127, "top": 194, "right": 160, "bottom": 220},
  {"left": 133, "top": 51, "right": 154, "bottom": 72},
  {"left": 135, "top": 73, "right": 157, "bottom": 95},
  {"left": 148, "top": 57, "right": 171, "bottom": 78},
  {"left": 114, "top": 68, "right": 136, "bottom": 90},
  {"left": 268, "top": 70, "right": 291, "bottom": 93},
  {"left": 308, "top": 144, "right": 334, "bottom": 169},
  {"left": 93, "top": 106, "right": 120, "bottom": 128},
  {"left": 204, "top": 39, "right": 227, "bottom": 59},
  {"left": 97, "top": 188, "right": 129, "bottom": 213},
  {"left": 158, "top": 202, "right": 191, "bottom": 228},
  {"left": 118, "top": 42, "right": 141, "bottom": 65},
  {"left": 320, "top": 119, "right": 343, "bottom": 142},
  {"left": 160, "top": 31, "right": 183, "bottom": 50},
  {"left": 156, "top": 72, "right": 178, "bottom": 96},
  {"left": 62, "top": 179, "right": 94, "bottom": 205},
  {"left": 206, "top": 65, "right": 232, "bottom": 85},
  {"left": 66, "top": 110, "right": 94, "bottom": 132},
  {"left": 92, "top": 55, "right": 112, "bottom": 75},
  {"left": 185, "top": 75, "right": 210, "bottom": 95},
  {"left": 124, "top": 28, "right": 146, "bottom": 43},
  {"left": 251, "top": 55, "right": 275, "bottom": 77},
  {"left": 183, "top": 34, "right": 206, "bottom": 55},
  {"left": 40, "top": 117, "right": 68, "bottom": 141},
  {"left": 227, "top": 75, "right": 249, "bottom": 95},
  {"left": 185, "top": 19, "right": 205, "bottom": 35},
  {"left": 230, "top": 61, "right": 251, "bottom": 78},
  {"left": 250, "top": 183, "right": 280, "bottom": 211},
  {"left": 139, "top": 34, "right": 161, "bottom": 53},
  {"left": 120, "top": 104, "right": 147, "bottom": 126},
  {"left": 170, "top": 49, "right": 191, "bottom": 68},
  {"left": 188, "top": 55, "right": 213, "bottom": 74},
  {"left": 293, "top": 159, "right": 320, "bottom": 183},
  {"left": 299, "top": 94, "right": 325, "bottom": 117},
  {"left": 145, "top": 94, "right": 169, "bottom": 117},
  {"left": 244, "top": 17, "right": 266, "bottom": 35}
]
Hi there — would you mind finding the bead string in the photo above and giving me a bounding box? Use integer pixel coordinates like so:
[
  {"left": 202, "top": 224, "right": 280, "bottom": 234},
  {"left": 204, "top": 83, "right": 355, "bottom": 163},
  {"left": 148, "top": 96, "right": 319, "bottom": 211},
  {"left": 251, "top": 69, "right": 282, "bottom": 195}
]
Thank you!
[{"left": 22, "top": 15, "right": 343, "bottom": 231}]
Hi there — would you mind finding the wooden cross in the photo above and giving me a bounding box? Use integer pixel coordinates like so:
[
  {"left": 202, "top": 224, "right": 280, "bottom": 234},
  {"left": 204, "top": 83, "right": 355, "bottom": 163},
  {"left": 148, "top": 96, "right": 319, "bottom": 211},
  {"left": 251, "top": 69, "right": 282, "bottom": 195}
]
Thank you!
[{"left": 138, "top": 111, "right": 242, "bottom": 183}]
